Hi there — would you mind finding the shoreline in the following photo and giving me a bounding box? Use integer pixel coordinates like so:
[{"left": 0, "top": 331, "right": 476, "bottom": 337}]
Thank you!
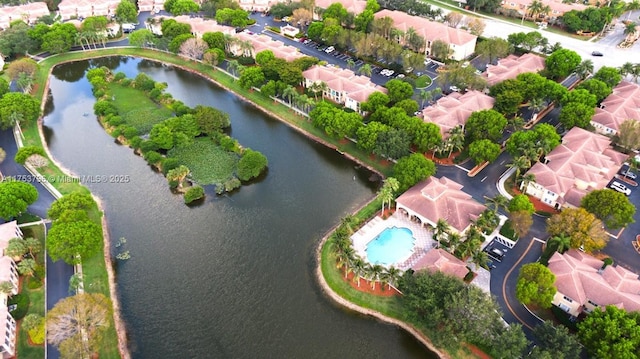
[
  {"left": 32, "top": 50, "right": 434, "bottom": 358},
  {"left": 35, "top": 57, "right": 132, "bottom": 359},
  {"left": 312, "top": 198, "right": 448, "bottom": 359}
]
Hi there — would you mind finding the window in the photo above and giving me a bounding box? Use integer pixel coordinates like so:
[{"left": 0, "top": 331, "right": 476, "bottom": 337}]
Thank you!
[{"left": 563, "top": 295, "right": 573, "bottom": 303}]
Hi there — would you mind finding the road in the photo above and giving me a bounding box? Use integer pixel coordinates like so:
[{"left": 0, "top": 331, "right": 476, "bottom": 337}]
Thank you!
[{"left": 0, "top": 128, "right": 74, "bottom": 359}]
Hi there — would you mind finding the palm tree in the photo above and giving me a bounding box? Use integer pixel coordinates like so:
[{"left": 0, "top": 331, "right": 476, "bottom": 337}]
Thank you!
[
  {"left": 0, "top": 281, "right": 14, "bottom": 296},
  {"left": 626, "top": 0, "right": 640, "bottom": 20},
  {"left": 526, "top": 0, "right": 545, "bottom": 22},
  {"left": 282, "top": 85, "right": 298, "bottom": 106},
  {"left": 383, "top": 266, "right": 401, "bottom": 290},
  {"left": 239, "top": 40, "right": 253, "bottom": 57},
  {"left": 508, "top": 155, "right": 531, "bottom": 185},
  {"left": 528, "top": 97, "right": 546, "bottom": 114},
  {"left": 166, "top": 165, "right": 190, "bottom": 190},
  {"left": 575, "top": 59, "right": 594, "bottom": 80},
  {"left": 309, "top": 81, "right": 328, "bottom": 101},
  {"left": 351, "top": 257, "right": 366, "bottom": 287},
  {"left": 471, "top": 250, "right": 490, "bottom": 270},
  {"left": 521, "top": 173, "right": 536, "bottom": 192},
  {"left": 23, "top": 237, "right": 41, "bottom": 259},
  {"left": 445, "top": 232, "right": 462, "bottom": 253},
  {"left": 433, "top": 219, "right": 450, "bottom": 248},
  {"left": 17, "top": 258, "right": 38, "bottom": 280},
  {"left": 486, "top": 194, "right": 508, "bottom": 214},
  {"left": 227, "top": 59, "right": 241, "bottom": 78},
  {"left": 341, "top": 215, "right": 358, "bottom": 235},
  {"left": 619, "top": 62, "right": 635, "bottom": 78},
  {"left": 346, "top": 59, "right": 355, "bottom": 70},
  {"left": 358, "top": 64, "right": 372, "bottom": 77},
  {"left": 446, "top": 126, "right": 465, "bottom": 157},
  {"left": 419, "top": 89, "right": 432, "bottom": 107},
  {"left": 507, "top": 116, "right": 526, "bottom": 132},
  {"left": 369, "top": 264, "right": 384, "bottom": 290},
  {"left": 631, "top": 63, "right": 640, "bottom": 83},
  {"left": 336, "top": 247, "right": 355, "bottom": 277},
  {"left": 548, "top": 234, "right": 571, "bottom": 254},
  {"left": 378, "top": 177, "right": 399, "bottom": 214}
]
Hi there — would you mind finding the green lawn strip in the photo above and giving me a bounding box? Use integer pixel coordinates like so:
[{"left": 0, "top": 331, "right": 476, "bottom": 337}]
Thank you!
[
  {"left": 108, "top": 84, "right": 173, "bottom": 134},
  {"left": 16, "top": 224, "right": 46, "bottom": 359},
  {"left": 82, "top": 247, "right": 119, "bottom": 359},
  {"left": 415, "top": 75, "right": 432, "bottom": 89},
  {"left": 168, "top": 137, "right": 238, "bottom": 185}
]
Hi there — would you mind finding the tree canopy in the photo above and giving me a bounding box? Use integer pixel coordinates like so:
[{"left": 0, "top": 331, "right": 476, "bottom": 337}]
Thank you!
[
  {"left": 508, "top": 194, "right": 535, "bottom": 214},
  {"left": 115, "top": 0, "right": 138, "bottom": 23},
  {"left": 578, "top": 306, "right": 640, "bottom": 359},
  {"left": 544, "top": 49, "right": 581, "bottom": 80},
  {"left": 533, "top": 320, "right": 584, "bottom": 359},
  {"left": 547, "top": 207, "right": 608, "bottom": 252},
  {"left": 236, "top": 149, "right": 268, "bottom": 181},
  {"left": 0, "top": 180, "right": 38, "bottom": 219},
  {"left": 393, "top": 153, "right": 436, "bottom": 192},
  {"left": 515, "top": 263, "right": 556, "bottom": 308},
  {"left": 0, "top": 92, "right": 41, "bottom": 130},
  {"left": 581, "top": 189, "right": 636, "bottom": 229},
  {"left": 48, "top": 192, "right": 96, "bottom": 220},
  {"left": 465, "top": 110, "right": 507, "bottom": 143},
  {"left": 47, "top": 210, "right": 103, "bottom": 264}
]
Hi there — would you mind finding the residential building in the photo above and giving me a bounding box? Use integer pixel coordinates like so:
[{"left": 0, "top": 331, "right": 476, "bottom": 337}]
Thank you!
[
  {"left": 236, "top": 0, "right": 285, "bottom": 12},
  {"left": 314, "top": 0, "right": 367, "bottom": 17},
  {"left": 138, "top": 0, "right": 165, "bottom": 12},
  {"left": 374, "top": 9, "right": 477, "bottom": 61},
  {"left": 0, "top": 306, "right": 16, "bottom": 359},
  {"left": 412, "top": 248, "right": 469, "bottom": 280},
  {"left": 0, "top": 222, "right": 21, "bottom": 359},
  {"left": 500, "top": 0, "right": 586, "bottom": 22},
  {"left": 395, "top": 176, "right": 486, "bottom": 234},
  {"left": 0, "top": 2, "right": 50, "bottom": 29},
  {"left": 146, "top": 15, "right": 235, "bottom": 37},
  {"left": 57, "top": 0, "right": 120, "bottom": 21},
  {"left": 232, "top": 32, "right": 305, "bottom": 61},
  {"left": 484, "top": 53, "right": 545, "bottom": 86},
  {"left": 590, "top": 81, "right": 640, "bottom": 136},
  {"left": 549, "top": 249, "right": 640, "bottom": 317},
  {"left": 523, "top": 127, "right": 627, "bottom": 209},
  {"left": 420, "top": 90, "right": 495, "bottom": 138},
  {"left": 302, "top": 65, "right": 387, "bottom": 114}
]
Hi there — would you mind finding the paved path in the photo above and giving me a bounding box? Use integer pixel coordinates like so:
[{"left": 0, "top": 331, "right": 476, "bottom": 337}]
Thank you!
[{"left": 0, "top": 128, "right": 73, "bottom": 359}]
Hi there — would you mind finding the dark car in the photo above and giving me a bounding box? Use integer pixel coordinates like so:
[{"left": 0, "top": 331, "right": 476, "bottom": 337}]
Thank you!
[{"left": 591, "top": 51, "right": 604, "bottom": 57}]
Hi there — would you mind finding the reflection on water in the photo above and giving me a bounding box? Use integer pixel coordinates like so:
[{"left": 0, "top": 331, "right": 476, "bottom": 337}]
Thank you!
[{"left": 43, "top": 57, "right": 435, "bottom": 359}]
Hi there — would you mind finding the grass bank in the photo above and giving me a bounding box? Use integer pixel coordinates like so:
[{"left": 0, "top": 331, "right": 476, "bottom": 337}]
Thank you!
[
  {"left": 109, "top": 83, "right": 173, "bottom": 134},
  {"left": 168, "top": 137, "right": 238, "bottom": 185}
]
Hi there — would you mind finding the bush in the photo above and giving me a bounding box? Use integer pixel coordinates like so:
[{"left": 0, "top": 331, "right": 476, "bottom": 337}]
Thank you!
[
  {"left": 121, "top": 78, "right": 132, "bottom": 87},
  {"left": 184, "top": 186, "right": 205, "bottom": 204},
  {"left": 122, "top": 126, "right": 139, "bottom": 139},
  {"left": 223, "top": 177, "right": 241, "bottom": 192},
  {"left": 26, "top": 276, "right": 42, "bottom": 289},
  {"left": 14, "top": 146, "right": 46, "bottom": 165},
  {"left": 499, "top": 220, "right": 518, "bottom": 240},
  {"left": 144, "top": 150, "right": 163, "bottom": 165},
  {"left": 140, "top": 140, "right": 159, "bottom": 152},
  {"left": 28, "top": 320, "right": 45, "bottom": 345},
  {"left": 161, "top": 157, "right": 180, "bottom": 174},
  {"left": 237, "top": 56, "right": 255, "bottom": 65},
  {"left": 93, "top": 100, "right": 118, "bottom": 116},
  {"left": 114, "top": 72, "right": 126, "bottom": 81},
  {"left": 129, "top": 136, "right": 142, "bottom": 149},
  {"left": 603, "top": 257, "right": 613, "bottom": 267},
  {"left": 237, "top": 149, "right": 268, "bottom": 181},
  {"left": 106, "top": 115, "right": 124, "bottom": 127},
  {"left": 8, "top": 293, "right": 30, "bottom": 320}
]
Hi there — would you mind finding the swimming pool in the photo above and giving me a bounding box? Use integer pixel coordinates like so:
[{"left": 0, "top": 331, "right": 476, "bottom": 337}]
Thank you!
[{"left": 365, "top": 226, "right": 415, "bottom": 266}]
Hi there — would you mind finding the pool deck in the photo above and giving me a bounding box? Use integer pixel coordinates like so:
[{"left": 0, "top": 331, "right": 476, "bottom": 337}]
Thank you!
[{"left": 351, "top": 213, "right": 435, "bottom": 270}]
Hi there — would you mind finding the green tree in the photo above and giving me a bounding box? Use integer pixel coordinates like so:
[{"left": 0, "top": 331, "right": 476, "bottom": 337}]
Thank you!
[
  {"left": 127, "top": 29, "right": 154, "bottom": 47},
  {"left": 475, "top": 37, "right": 511, "bottom": 63},
  {"left": 41, "top": 23, "right": 78, "bottom": 53},
  {"left": 116, "top": 0, "right": 138, "bottom": 23},
  {"left": 47, "top": 210, "right": 102, "bottom": 264},
  {"left": 166, "top": 0, "right": 200, "bottom": 15},
  {"left": 544, "top": 49, "right": 581, "bottom": 80},
  {"left": 615, "top": 119, "right": 640, "bottom": 151},
  {"left": 201, "top": 31, "right": 226, "bottom": 51},
  {"left": 575, "top": 59, "right": 594, "bottom": 80},
  {"left": 465, "top": 110, "right": 507, "bottom": 143},
  {"left": 547, "top": 207, "right": 608, "bottom": 252},
  {"left": 558, "top": 101, "right": 595, "bottom": 129},
  {"left": 508, "top": 194, "right": 535, "bottom": 214},
  {"left": 255, "top": 50, "right": 275, "bottom": 66},
  {"left": 166, "top": 165, "right": 190, "bottom": 189},
  {"left": 160, "top": 19, "right": 192, "bottom": 39},
  {"left": 468, "top": 139, "right": 501, "bottom": 164},
  {"left": 593, "top": 66, "right": 623, "bottom": 88},
  {"left": 215, "top": 8, "right": 249, "bottom": 28},
  {"left": 237, "top": 149, "right": 268, "bottom": 181},
  {"left": 385, "top": 79, "right": 414, "bottom": 104},
  {"left": 193, "top": 105, "right": 230, "bottom": 135},
  {"left": 0, "top": 21, "right": 38, "bottom": 58},
  {"left": 515, "top": 263, "right": 556, "bottom": 308},
  {"left": 576, "top": 78, "right": 612, "bottom": 103},
  {"left": 378, "top": 177, "right": 399, "bottom": 214},
  {"left": 430, "top": 39, "right": 452, "bottom": 61},
  {"left": 238, "top": 66, "right": 266, "bottom": 89},
  {"left": 0, "top": 92, "right": 41, "bottom": 130},
  {"left": 47, "top": 293, "right": 112, "bottom": 359},
  {"left": 393, "top": 153, "right": 436, "bottom": 192},
  {"left": 509, "top": 210, "right": 533, "bottom": 238},
  {"left": 0, "top": 180, "right": 38, "bottom": 219},
  {"left": 547, "top": 234, "right": 571, "bottom": 254},
  {"left": 48, "top": 192, "right": 95, "bottom": 220},
  {"left": 578, "top": 306, "right": 640, "bottom": 359},
  {"left": 17, "top": 258, "right": 39, "bottom": 279},
  {"left": 533, "top": 320, "right": 584, "bottom": 359},
  {"left": 494, "top": 90, "right": 524, "bottom": 117},
  {"left": 581, "top": 189, "right": 636, "bottom": 229},
  {"left": 560, "top": 88, "right": 597, "bottom": 108}
]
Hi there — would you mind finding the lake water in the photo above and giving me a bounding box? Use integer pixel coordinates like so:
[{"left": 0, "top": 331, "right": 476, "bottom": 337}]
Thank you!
[{"left": 42, "top": 56, "right": 435, "bottom": 358}]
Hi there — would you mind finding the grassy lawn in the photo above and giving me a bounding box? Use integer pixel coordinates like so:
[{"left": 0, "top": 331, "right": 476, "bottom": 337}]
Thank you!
[
  {"left": 16, "top": 224, "right": 46, "bottom": 359},
  {"left": 415, "top": 75, "right": 432, "bottom": 89},
  {"left": 109, "top": 84, "right": 174, "bottom": 134},
  {"left": 168, "top": 137, "right": 238, "bottom": 185}
]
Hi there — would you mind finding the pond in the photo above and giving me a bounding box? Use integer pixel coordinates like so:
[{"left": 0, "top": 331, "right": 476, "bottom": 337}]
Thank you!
[{"left": 43, "top": 56, "right": 435, "bottom": 358}]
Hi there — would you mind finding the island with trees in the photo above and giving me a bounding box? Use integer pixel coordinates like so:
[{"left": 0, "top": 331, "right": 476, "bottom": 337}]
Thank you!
[{"left": 86, "top": 66, "right": 268, "bottom": 202}]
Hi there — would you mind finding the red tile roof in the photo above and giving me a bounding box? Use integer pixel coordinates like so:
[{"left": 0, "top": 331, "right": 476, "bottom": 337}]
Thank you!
[
  {"left": 413, "top": 248, "right": 469, "bottom": 280},
  {"left": 591, "top": 81, "right": 640, "bottom": 133},
  {"left": 421, "top": 90, "right": 495, "bottom": 138},
  {"left": 484, "top": 53, "right": 545, "bottom": 86}
]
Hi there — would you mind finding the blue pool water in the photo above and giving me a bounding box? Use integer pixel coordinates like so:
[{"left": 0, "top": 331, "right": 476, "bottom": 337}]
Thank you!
[{"left": 365, "top": 227, "right": 415, "bottom": 266}]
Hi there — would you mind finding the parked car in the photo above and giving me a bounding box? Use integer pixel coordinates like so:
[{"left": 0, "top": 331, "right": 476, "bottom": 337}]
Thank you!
[
  {"left": 591, "top": 51, "right": 604, "bottom": 57},
  {"left": 609, "top": 181, "right": 632, "bottom": 196},
  {"left": 486, "top": 247, "right": 504, "bottom": 262},
  {"left": 621, "top": 169, "right": 637, "bottom": 179},
  {"left": 449, "top": 85, "right": 460, "bottom": 92},
  {"left": 324, "top": 46, "right": 335, "bottom": 53}
]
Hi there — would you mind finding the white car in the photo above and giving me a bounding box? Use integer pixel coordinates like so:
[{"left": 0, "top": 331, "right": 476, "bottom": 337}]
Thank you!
[
  {"left": 449, "top": 85, "right": 460, "bottom": 92},
  {"left": 324, "top": 46, "right": 335, "bottom": 53},
  {"left": 610, "top": 181, "right": 632, "bottom": 196}
]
